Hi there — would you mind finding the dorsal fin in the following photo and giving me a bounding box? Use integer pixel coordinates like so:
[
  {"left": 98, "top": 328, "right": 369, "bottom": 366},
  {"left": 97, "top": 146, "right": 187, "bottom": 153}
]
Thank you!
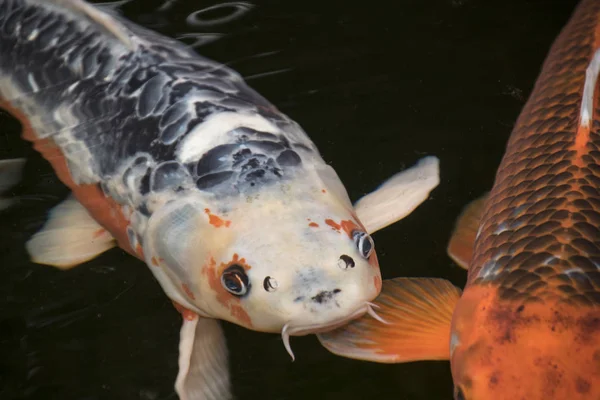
[
  {"left": 32, "top": 0, "right": 136, "bottom": 51},
  {"left": 447, "top": 194, "right": 488, "bottom": 269}
]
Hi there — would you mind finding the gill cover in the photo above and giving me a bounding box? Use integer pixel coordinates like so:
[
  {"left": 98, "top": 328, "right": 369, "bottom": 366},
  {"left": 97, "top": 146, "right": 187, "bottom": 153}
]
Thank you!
[{"left": 143, "top": 193, "right": 231, "bottom": 315}]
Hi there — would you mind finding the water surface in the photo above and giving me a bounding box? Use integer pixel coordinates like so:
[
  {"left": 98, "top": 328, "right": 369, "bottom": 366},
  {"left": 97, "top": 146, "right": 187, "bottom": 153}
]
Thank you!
[{"left": 0, "top": 0, "right": 580, "bottom": 398}]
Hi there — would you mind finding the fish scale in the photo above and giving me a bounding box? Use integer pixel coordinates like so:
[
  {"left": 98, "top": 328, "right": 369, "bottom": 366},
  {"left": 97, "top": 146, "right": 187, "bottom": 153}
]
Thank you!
[
  {"left": 0, "top": 0, "right": 317, "bottom": 213},
  {"left": 471, "top": 0, "right": 600, "bottom": 305},
  {"left": 317, "top": 1, "right": 600, "bottom": 398}
]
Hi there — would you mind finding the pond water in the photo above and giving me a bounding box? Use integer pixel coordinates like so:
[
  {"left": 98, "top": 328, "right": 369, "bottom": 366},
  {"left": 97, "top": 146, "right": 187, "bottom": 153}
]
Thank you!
[{"left": 0, "top": 0, "right": 580, "bottom": 399}]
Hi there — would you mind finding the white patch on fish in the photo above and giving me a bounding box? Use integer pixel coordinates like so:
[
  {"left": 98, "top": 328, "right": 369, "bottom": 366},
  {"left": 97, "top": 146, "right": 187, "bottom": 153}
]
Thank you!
[
  {"left": 177, "top": 112, "right": 282, "bottom": 163},
  {"left": 580, "top": 47, "right": 600, "bottom": 128},
  {"left": 450, "top": 332, "right": 461, "bottom": 357}
]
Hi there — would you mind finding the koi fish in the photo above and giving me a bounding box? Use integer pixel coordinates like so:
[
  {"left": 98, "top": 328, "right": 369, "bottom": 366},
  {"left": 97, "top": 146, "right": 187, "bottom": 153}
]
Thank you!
[
  {"left": 318, "top": 0, "right": 600, "bottom": 398},
  {"left": 0, "top": 0, "right": 440, "bottom": 398}
]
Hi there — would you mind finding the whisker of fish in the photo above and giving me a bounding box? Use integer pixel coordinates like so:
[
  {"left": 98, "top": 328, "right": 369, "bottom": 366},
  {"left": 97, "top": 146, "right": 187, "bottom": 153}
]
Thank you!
[
  {"left": 281, "top": 323, "right": 295, "bottom": 362},
  {"left": 366, "top": 302, "right": 389, "bottom": 324},
  {"left": 281, "top": 302, "right": 384, "bottom": 361}
]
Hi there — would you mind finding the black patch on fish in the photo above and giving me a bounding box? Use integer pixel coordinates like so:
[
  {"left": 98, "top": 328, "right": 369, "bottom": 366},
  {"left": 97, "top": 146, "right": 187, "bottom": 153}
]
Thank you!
[
  {"left": 245, "top": 140, "right": 285, "bottom": 152},
  {"left": 0, "top": 0, "right": 317, "bottom": 204},
  {"left": 125, "top": 68, "right": 157, "bottom": 95},
  {"left": 311, "top": 290, "right": 341, "bottom": 304},
  {"left": 138, "top": 202, "right": 151, "bottom": 217},
  {"left": 151, "top": 161, "right": 191, "bottom": 192},
  {"left": 139, "top": 171, "right": 151, "bottom": 195},
  {"left": 169, "top": 80, "right": 198, "bottom": 103},
  {"left": 276, "top": 150, "right": 301, "bottom": 166},
  {"left": 196, "top": 171, "right": 234, "bottom": 189},
  {"left": 196, "top": 144, "right": 240, "bottom": 176}
]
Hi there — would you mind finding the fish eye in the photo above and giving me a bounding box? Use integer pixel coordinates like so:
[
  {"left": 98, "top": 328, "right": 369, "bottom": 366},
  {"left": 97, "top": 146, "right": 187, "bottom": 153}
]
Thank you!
[
  {"left": 338, "top": 254, "right": 355, "bottom": 270},
  {"left": 454, "top": 386, "right": 466, "bottom": 400},
  {"left": 352, "top": 230, "right": 374, "bottom": 258},
  {"left": 263, "top": 276, "right": 278, "bottom": 292},
  {"left": 221, "top": 265, "right": 249, "bottom": 296}
]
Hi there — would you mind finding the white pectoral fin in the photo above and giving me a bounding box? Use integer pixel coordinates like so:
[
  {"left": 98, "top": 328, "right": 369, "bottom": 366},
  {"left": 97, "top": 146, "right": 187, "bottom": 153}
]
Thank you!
[
  {"left": 25, "top": 194, "right": 115, "bottom": 269},
  {"left": 354, "top": 156, "right": 440, "bottom": 234},
  {"left": 0, "top": 158, "right": 26, "bottom": 210},
  {"left": 176, "top": 316, "right": 231, "bottom": 400}
]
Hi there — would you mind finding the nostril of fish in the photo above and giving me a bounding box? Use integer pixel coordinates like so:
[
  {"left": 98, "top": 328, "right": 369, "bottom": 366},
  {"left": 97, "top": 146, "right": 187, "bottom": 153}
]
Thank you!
[{"left": 311, "top": 289, "right": 341, "bottom": 304}]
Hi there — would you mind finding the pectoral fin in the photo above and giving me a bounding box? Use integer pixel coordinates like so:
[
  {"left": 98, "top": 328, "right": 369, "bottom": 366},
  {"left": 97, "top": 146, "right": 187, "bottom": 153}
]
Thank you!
[
  {"left": 317, "top": 277, "right": 461, "bottom": 363},
  {"left": 25, "top": 194, "right": 115, "bottom": 269},
  {"left": 447, "top": 194, "right": 488, "bottom": 270},
  {"left": 176, "top": 312, "right": 231, "bottom": 400},
  {"left": 354, "top": 156, "right": 440, "bottom": 234}
]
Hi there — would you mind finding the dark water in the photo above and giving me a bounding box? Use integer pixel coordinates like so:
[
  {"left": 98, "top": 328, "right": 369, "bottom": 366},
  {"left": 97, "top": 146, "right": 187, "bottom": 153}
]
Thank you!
[{"left": 0, "top": 0, "right": 581, "bottom": 399}]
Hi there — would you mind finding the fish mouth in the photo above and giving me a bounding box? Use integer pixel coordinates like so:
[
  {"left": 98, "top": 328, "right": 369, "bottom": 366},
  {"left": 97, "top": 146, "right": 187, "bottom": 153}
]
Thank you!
[{"left": 281, "top": 302, "right": 387, "bottom": 361}]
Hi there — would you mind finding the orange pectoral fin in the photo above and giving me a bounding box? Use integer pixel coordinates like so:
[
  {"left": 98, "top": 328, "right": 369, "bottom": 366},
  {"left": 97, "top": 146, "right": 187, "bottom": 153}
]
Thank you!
[
  {"left": 317, "top": 277, "right": 461, "bottom": 363},
  {"left": 447, "top": 194, "right": 488, "bottom": 270}
]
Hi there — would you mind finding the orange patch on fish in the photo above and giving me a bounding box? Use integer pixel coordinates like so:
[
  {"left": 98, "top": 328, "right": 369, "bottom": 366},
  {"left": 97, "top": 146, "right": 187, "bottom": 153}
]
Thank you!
[
  {"left": 573, "top": 124, "right": 591, "bottom": 167},
  {"left": 151, "top": 256, "right": 160, "bottom": 267},
  {"left": 203, "top": 254, "right": 253, "bottom": 328},
  {"left": 182, "top": 283, "right": 196, "bottom": 300},
  {"left": 0, "top": 100, "right": 137, "bottom": 258},
  {"left": 204, "top": 208, "right": 231, "bottom": 228},
  {"left": 322, "top": 189, "right": 327, "bottom": 193},
  {"left": 172, "top": 301, "right": 198, "bottom": 321},
  {"left": 309, "top": 222, "right": 319, "bottom": 228},
  {"left": 93, "top": 228, "right": 107, "bottom": 239},
  {"left": 451, "top": 285, "right": 600, "bottom": 400},
  {"left": 325, "top": 216, "right": 378, "bottom": 267},
  {"left": 373, "top": 275, "right": 382, "bottom": 292},
  {"left": 325, "top": 218, "right": 364, "bottom": 238},
  {"left": 368, "top": 248, "right": 379, "bottom": 269},
  {"left": 325, "top": 218, "right": 341, "bottom": 231},
  {"left": 230, "top": 305, "right": 252, "bottom": 327},
  {"left": 135, "top": 243, "right": 144, "bottom": 259}
]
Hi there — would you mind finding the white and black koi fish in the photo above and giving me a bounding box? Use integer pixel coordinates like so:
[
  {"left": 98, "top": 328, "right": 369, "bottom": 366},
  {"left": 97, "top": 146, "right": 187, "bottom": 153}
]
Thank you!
[{"left": 0, "top": 1, "right": 440, "bottom": 399}]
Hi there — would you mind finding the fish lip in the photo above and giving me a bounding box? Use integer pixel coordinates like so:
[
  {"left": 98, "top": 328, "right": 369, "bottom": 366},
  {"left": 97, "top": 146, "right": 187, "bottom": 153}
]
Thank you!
[
  {"left": 281, "top": 302, "right": 386, "bottom": 361},
  {"left": 284, "top": 305, "right": 369, "bottom": 336}
]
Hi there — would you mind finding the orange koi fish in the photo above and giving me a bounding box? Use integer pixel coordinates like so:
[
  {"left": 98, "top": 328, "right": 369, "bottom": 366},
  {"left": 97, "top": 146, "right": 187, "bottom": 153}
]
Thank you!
[{"left": 318, "top": 0, "right": 600, "bottom": 398}]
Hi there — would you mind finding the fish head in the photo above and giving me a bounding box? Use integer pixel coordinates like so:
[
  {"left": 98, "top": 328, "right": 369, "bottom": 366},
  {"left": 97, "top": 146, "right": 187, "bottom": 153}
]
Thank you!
[
  {"left": 218, "top": 190, "right": 382, "bottom": 336},
  {"left": 449, "top": 284, "right": 600, "bottom": 400},
  {"left": 142, "top": 171, "right": 383, "bottom": 357}
]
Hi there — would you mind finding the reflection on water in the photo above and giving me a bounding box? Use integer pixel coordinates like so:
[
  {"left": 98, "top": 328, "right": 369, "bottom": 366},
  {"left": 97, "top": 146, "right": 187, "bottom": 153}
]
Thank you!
[
  {"left": 184, "top": 2, "right": 253, "bottom": 27},
  {"left": 0, "top": 0, "right": 579, "bottom": 399}
]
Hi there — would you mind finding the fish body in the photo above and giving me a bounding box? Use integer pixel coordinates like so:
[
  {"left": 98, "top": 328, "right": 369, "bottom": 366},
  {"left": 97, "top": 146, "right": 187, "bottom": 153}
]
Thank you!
[
  {"left": 0, "top": 0, "right": 440, "bottom": 398},
  {"left": 319, "top": 0, "right": 600, "bottom": 399},
  {"left": 448, "top": 0, "right": 600, "bottom": 397}
]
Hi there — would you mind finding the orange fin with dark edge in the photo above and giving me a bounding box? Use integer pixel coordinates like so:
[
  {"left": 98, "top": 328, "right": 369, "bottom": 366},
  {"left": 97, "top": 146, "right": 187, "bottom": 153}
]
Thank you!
[
  {"left": 317, "top": 277, "right": 461, "bottom": 363},
  {"left": 447, "top": 194, "right": 488, "bottom": 269}
]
